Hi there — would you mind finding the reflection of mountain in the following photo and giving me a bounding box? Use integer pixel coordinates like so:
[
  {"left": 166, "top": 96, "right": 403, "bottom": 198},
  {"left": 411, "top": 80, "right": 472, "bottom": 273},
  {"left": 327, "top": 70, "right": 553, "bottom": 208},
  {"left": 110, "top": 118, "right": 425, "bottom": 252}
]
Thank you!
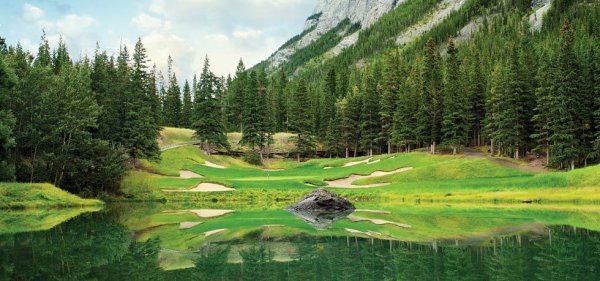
[{"left": 287, "top": 208, "right": 354, "bottom": 229}]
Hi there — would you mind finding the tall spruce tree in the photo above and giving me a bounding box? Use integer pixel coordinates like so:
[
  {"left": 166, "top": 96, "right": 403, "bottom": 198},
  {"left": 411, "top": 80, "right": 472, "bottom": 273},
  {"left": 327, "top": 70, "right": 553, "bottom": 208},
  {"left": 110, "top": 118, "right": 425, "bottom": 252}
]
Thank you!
[
  {"left": 193, "top": 57, "right": 229, "bottom": 154},
  {"left": 441, "top": 38, "right": 468, "bottom": 154},
  {"left": 380, "top": 49, "right": 401, "bottom": 154},
  {"left": 393, "top": 59, "right": 421, "bottom": 152},
  {"left": 360, "top": 68, "right": 381, "bottom": 156},
  {"left": 227, "top": 59, "right": 247, "bottom": 132},
  {"left": 240, "top": 71, "right": 264, "bottom": 153},
  {"left": 290, "top": 78, "right": 315, "bottom": 161},
  {"left": 419, "top": 37, "right": 443, "bottom": 153},
  {"left": 181, "top": 80, "right": 193, "bottom": 128},
  {"left": 123, "top": 38, "right": 160, "bottom": 159},
  {"left": 163, "top": 56, "right": 182, "bottom": 127}
]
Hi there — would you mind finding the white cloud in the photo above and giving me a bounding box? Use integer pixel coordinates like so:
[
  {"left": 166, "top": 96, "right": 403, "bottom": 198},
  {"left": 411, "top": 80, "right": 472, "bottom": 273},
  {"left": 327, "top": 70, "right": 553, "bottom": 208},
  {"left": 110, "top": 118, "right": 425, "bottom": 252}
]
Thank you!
[
  {"left": 232, "top": 28, "right": 264, "bottom": 40},
  {"left": 131, "top": 13, "right": 168, "bottom": 31},
  {"left": 23, "top": 3, "right": 45, "bottom": 23},
  {"left": 54, "top": 15, "right": 96, "bottom": 37}
]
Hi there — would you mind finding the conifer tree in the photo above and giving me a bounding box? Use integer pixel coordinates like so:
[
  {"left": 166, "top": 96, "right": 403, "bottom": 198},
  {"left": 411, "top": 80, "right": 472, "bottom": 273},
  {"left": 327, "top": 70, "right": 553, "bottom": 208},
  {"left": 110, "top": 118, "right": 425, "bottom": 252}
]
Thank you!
[
  {"left": 393, "top": 59, "right": 421, "bottom": 152},
  {"left": 163, "top": 56, "right": 182, "bottom": 127},
  {"left": 441, "top": 38, "right": 468, "bottom": 154},
  {"left": 290, "top": 78, "right": 315, "bottom": 161},
  {"left": 380, "top": 49, "right": 401, "bottom": 153},
  {"left": 227, "top": 59, "right": 247, "bottom": 132},
  {"left": 181, "top": 80, "right": 193, "bottom": 128},
  {"left": 419, "top": 38, "right": 443, "bottom": 153},
  {"left": 465, "top": 50, "right": 486, "bottom": 146},
  {"left": 34, "top": 31, "right": 51, "bottom": 68},
  {"left": 360, "top": 68, "right": 381, "bottom": 156},
  {"left": 123, "top": 38, "right": 160, "bottom": 159},
  {"left": 193, "top": 57, "right": 229, "bottom": 154},
  {"left": 240, "top": 71, "right": 264, "bottom": 154}
]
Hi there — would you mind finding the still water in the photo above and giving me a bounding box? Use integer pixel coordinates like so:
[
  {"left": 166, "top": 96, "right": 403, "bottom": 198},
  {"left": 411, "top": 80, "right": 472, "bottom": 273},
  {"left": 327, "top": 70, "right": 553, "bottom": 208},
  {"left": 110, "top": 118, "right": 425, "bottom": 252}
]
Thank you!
[{"left": 1, "top": 203, "right": 599, "bottom": 280}]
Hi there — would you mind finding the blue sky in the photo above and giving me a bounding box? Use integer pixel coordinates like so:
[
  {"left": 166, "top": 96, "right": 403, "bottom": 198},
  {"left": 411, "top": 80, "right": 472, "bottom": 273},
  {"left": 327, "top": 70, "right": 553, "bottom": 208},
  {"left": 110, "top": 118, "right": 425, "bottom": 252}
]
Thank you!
[{"left": 0, "top": 0, "right": 316, "bottom": 79}]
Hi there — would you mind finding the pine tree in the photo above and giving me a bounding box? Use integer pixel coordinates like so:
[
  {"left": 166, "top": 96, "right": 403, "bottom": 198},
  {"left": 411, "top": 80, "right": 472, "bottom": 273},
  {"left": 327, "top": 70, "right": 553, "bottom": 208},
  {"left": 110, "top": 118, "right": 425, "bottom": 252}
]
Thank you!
[
  {"left": 193, "top": 57, "right": 229, "bottom": 154},
  {"left": 465, "top": 50, "right": 486, "bottom": 146},
  {"left": 123, "top": 38, "right": 160, "bottom": 159},
  {"left": 181, "top": 80, "right": 193, "bottom": 128},
  {"left": 380, "top": 49, "right": 401, "bottom": 154},
  {"left": 485, "top": 64, "right": 506, "bottom": 156},
  {"left": 360, "top": 68, "right": 381, "bottom": 156},
  {"left": 393, "top": 59, "right": 421, "bottom": 152},
  {"left": 163, "top": 56, "right": 182, "bottom": 127},
  {"left": 594, "top": 41, "right": 600, "bottom": 157},
  {"left": 420, "top": 37, "right": 443, "bottom": 153},
  {"left": 34, "top": 31, "right": 51, "bottom": 68},
  {"left": 240, "top": 71, "right": 264, "bottom": 153},
  {"left": 441, "top": 38, "right": 468, "bottom": 154},
  {"left": 227, "top": 59, "right": 247, "bottom": 132},
  {"left": 290, "top": 78, "right": 315, "bottom": 161},
  {"left": 52, "top": 37, "right": 71, "bottom": 74}
]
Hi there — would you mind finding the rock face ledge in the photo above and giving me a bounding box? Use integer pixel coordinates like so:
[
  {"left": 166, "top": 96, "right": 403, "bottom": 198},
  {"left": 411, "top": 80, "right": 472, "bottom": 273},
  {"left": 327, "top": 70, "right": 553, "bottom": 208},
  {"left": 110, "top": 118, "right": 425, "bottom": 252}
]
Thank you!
[{"left": 286, "top": 189, "right": 355, "bottom": 229}]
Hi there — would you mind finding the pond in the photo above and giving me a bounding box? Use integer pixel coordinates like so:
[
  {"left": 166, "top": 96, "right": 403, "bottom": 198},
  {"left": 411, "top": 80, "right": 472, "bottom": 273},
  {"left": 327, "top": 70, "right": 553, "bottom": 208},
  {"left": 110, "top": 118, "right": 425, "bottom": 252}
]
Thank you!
[{"left": 1, "top": 203, "right": 599, "bottom": 280}]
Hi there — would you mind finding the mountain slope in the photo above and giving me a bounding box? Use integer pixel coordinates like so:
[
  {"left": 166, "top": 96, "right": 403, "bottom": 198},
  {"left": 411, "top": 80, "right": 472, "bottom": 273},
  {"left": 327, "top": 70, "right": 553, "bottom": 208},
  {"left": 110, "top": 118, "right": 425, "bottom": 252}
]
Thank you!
[{"left": 255, "top": 0, "right": 555, "bottom": 75}]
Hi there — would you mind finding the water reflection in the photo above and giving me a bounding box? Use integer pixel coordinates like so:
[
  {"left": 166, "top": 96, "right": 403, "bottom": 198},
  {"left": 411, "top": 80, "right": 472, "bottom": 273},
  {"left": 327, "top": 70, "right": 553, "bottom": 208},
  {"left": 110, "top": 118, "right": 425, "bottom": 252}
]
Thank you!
[{"left": 0, "top": 209, "right": 599, "bottom": 280}]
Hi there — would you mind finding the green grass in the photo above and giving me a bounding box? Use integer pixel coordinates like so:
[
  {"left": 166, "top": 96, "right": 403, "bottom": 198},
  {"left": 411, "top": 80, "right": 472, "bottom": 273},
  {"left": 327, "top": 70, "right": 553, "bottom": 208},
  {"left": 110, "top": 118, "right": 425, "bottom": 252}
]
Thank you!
[
  {"left": 0, "top": 182, "right": 104, "bottom": 209},
  {"left": 121, "top": 142, "right": 600, "bottom": 204}
]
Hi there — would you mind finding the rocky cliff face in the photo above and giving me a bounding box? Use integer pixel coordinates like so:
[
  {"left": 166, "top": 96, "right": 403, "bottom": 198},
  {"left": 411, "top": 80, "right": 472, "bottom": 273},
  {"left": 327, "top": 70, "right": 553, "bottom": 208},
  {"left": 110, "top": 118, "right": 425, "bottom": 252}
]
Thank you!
[{"left": 266, "top": 0, "right": 404, "bottom": 70}]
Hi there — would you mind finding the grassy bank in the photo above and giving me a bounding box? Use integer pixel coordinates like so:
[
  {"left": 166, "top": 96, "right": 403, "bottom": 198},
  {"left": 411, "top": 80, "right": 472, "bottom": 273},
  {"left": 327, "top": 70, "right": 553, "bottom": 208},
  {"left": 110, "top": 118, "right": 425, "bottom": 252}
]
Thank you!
[
  {"left": 121, "top": 142, "right": 600, "bottom": 204},
  {"left": 0, "top": 182, "right": 104, "bottom": 209}
]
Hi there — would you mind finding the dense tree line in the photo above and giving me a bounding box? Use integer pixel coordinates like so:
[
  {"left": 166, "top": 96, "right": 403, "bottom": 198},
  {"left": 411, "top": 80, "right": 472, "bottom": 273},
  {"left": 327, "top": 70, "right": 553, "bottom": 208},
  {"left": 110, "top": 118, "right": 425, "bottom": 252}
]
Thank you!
[
  {"left": 0, "top": 34, "right": 161, "bottom": 194},
  {"left": 220, "top": 1, "right": 600, "bottom": 169}
]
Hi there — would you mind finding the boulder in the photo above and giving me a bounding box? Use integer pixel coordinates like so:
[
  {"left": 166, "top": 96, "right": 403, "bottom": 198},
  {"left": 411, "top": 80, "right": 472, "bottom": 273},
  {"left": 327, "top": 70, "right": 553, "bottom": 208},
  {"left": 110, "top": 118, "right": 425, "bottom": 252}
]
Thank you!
[{"left": 286, "top": 189, "right": 355, "bottom": 229}]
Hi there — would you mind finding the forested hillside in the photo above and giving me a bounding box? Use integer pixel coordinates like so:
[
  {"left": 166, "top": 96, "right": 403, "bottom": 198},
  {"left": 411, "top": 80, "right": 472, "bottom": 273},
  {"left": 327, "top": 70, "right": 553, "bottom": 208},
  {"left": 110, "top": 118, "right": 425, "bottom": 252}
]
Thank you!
[
  {"left": 240, "top": 0, "right": 600, "bottom": 169},
  {"left": 1, "top": 0, "right": 600, "bottom": 197}
]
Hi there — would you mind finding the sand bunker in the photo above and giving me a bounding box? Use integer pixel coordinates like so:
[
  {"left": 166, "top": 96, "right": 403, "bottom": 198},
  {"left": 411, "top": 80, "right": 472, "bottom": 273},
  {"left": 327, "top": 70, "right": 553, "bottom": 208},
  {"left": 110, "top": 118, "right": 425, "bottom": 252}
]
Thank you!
[
  {"left": 323, "top": 167, "right": 413, "bottom": 188},
  {"left": 366, "top": 159, "right": 381, "bottom": 165},
  {"left": 163, "top": 209, "right": 234, "bottom": 219},
  {"left": 343, "top": 158, "right": 373, "bottom": 167},
  {"left": 179, "top": 222, "right": 202, "bottom": 230},
  {"left": 163, "top": 183, "right": 234, "bottom": 193},
  {"left": 354, "top": 209, "right": 392, "bottom": 214},
  {"left": 263, "top": 224, "right": 285, "bottom": 228},
  {"left": 344, "top": 228, "right": 395, "bottom": 239},
  {"left": 203, "top": 161, "right": 225, "bottom": 169},
  {"left": 348, "top": 214, "right": 412, "bottom": 229},
  {"left": 204, "top": 229, "right": 226, "bottom": 237},
  {"left": 179, "top": 170, "right": 203, "bottom": 179}
]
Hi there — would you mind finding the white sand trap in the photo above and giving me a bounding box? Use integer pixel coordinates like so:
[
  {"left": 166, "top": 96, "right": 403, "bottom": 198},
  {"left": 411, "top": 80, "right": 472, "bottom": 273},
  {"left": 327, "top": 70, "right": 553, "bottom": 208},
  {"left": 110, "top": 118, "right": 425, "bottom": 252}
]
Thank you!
[
  {"left": 179, "top": 170, "right": 203, "bottom": 179},
  {"left": 163, "top": 209, "right": 234, "bottom": 219},
  {"left": 204, "top": 229, "right": 226, "bottom": 237},
  {"left": 324, "top": 166, "right": 333, "bottom": 170},
  {"left": 263, "top": 224, "right": 285, "bottom": 228},
  {"left": 179, "top": 222, "right": 202, "bottom": 230},
  {"left": 262, "top": 169, "right": 284, "bottom": 172},
  {"left": 366, "top": 159, "right": 381, "bottom": 165},
  {"left": 348, "top": 215, "right": 412, "bottom": 229},
  {"left": 324, "top": 167, "right": 413, "bottom": 188},
  {"left": 355, "top": 209, "right": 392, "bottom": 214},
  {"left": 344, "top": 228, "right": 394, "bottom": 239},
  {"left": 345, "top": 228, "right": 364, "bottom": 234},
  {"left": 343, "top": 158, "right": 373, "bottom": 167},
  {"left": 163, "top": 183, "right": 234, "bottom": 193},
  {"left": 203, "top": 161, "right": 225, "bottom": 169}
]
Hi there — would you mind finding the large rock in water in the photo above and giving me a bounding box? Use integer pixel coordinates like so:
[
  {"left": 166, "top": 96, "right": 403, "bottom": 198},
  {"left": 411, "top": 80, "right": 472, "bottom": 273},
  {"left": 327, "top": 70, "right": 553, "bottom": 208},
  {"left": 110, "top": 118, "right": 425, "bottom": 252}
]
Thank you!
[{"left": 286, "top": 189, "right": 355, "bottom": 229}]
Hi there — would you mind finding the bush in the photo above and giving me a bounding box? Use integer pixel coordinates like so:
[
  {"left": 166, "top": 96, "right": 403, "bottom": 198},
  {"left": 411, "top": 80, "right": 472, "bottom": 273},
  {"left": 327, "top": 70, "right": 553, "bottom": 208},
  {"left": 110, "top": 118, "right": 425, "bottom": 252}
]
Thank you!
[{"left": 243, "top": 151, "right": 262, "bottom": 166}]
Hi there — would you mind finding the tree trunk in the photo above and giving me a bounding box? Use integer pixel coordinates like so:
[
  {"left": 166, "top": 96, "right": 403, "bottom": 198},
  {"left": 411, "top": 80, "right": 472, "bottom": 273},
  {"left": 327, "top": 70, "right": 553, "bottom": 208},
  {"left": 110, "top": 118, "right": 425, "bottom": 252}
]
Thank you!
[
  {"left": 491, "top": 139, "right": 495, "bottom": 156},
  {"left": 345, "top": 147, "right": 349, "bottom": 158},
  {"left": 452, "top": 147, "right": 457, "bottom": 155}
]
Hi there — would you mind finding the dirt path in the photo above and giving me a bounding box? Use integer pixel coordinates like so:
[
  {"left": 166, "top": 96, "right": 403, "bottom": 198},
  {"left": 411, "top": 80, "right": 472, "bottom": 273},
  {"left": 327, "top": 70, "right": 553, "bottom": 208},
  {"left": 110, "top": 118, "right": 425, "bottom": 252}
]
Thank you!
[
  {"left": 324, "top": 167, "right": 413, "bottom": 188},
  {"left": 463, "top": 148, "right": 547, "bottom": 173}
]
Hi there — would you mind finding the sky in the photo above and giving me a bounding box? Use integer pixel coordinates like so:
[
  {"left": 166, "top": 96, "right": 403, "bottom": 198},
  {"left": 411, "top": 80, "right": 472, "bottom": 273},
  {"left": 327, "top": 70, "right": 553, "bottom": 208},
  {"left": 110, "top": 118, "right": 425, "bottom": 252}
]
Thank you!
[{"left": 0, "top": 0, "right": 316, "bottom": 80}]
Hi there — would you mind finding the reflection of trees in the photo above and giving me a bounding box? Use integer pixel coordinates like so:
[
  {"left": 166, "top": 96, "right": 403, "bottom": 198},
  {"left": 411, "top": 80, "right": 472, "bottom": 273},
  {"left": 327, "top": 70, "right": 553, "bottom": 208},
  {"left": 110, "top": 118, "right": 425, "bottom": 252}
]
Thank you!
[
  {"left": 0, "top": 212, "right": 162, "bottom": 281},
  {"left": 2, "top": 225, "right": 600, "bottom": 280}
]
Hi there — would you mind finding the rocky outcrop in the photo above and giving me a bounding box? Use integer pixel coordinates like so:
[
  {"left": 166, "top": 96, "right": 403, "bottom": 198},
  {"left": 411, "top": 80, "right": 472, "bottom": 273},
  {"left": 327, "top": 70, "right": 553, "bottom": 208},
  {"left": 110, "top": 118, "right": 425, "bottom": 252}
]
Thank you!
[
  {"left": 286, "top": 188, "right": 355, "bottom": 229},
  {"left": 266, "top": 0, "right": 406, "bottom": 70}
]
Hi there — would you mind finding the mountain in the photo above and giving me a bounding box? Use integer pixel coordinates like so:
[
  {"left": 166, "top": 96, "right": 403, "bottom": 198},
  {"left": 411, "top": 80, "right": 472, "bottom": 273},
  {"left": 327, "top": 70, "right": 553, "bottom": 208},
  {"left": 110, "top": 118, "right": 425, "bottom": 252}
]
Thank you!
[{"left": 255, "top": 0, "right": 553, "bottom": 75}]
